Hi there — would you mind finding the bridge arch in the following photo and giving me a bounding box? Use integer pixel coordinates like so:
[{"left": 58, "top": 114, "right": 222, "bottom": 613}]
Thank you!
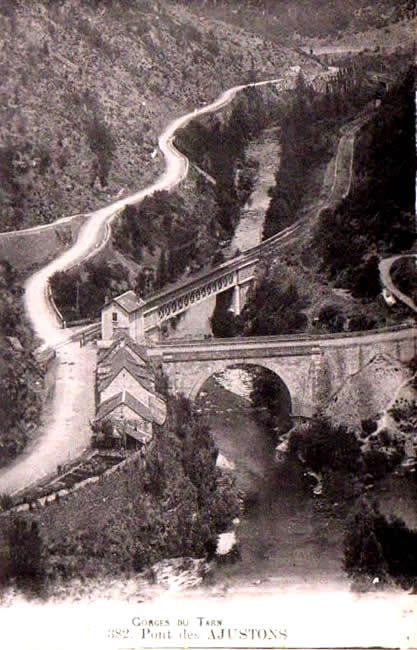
[{"left": 188, "top": 359, "right": 295, "bottom": 410}]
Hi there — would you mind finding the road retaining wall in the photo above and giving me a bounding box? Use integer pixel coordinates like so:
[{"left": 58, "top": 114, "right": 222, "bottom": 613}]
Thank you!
[{"left": 0, "top": 215, "right": 87, "bottom": 273}]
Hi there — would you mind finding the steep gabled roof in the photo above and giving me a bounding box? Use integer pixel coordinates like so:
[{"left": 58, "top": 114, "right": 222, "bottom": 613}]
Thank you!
[
  {"left": 96, "top": 392, "right": 124, "bottom": 421},
  {"left": 98, "top": 332, "right": 149, "bottom": 366},
  {"left": 97, "top": 349, "right": 154, "bottom": 394},
  {"left": 96, "top": 390, "right": 153, "bottom": 422},
  {"left": 124, "top": 391, "right": 153, "bottom": 421},
  {"left": 110, "top": 290, "right": 144, "bottom": 314}
]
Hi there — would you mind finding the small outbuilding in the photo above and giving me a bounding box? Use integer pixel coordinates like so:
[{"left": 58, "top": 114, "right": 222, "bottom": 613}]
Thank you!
[{"left": 101, "top": 290, "right": 145, "bottom": 342}]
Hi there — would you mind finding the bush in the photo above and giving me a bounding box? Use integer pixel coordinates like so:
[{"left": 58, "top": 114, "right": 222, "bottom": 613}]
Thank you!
[
  {"left": 8, "top": 518, "right": 45, "bottom": 593},
  {"left": 288, "top": 417, "right": 361, "bottom": 473},
  {"left": 240, "top": 276, "right": 309, "bottom": 336},
  {"left": 0, "top": 493, "right": 13, "bottom": 511},
  {"left": 344, "top": 499, "right": 417, "bottom": 590},
  {"left": 318, "top": 304, "right": 345, "bottom": 333},
  {"left": 363, "top": 446, "right": 404, "bottom": 480},
  {"left": 361, "top": 418, "right": 378, "bottom": 436}
]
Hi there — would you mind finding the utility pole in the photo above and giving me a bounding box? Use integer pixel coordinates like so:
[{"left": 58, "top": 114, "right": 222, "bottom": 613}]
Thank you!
[{"left": 76, "top": 280, "right": 80, "bottom": 318}]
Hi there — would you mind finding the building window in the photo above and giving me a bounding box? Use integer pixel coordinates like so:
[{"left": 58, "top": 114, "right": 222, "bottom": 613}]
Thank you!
[{"left": 112, "top": 312, "right": 118, "bottom": 323}]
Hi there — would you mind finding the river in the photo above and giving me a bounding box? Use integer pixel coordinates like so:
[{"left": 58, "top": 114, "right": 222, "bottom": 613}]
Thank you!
[
  {"left": 165, "top": 129, "right": 280, "bottom": 341},
  {"left": 198, "top": 370, "right": 349, "bottom": 591},
  {"left": 197, "top": 368, "right": 417, "bottom": 594}
]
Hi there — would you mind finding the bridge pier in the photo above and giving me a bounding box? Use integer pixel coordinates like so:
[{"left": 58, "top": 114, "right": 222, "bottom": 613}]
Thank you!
[
  {"left": 232, "top": 284, "right": 241, "bottom": 315},
  {"left": 231, "top": 279, "right": 253, "bottom": 316}
]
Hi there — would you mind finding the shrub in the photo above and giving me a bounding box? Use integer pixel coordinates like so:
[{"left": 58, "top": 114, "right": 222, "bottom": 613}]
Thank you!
[
  {"left": 240, "top": 276, "right": 309, "bottom": 336},
  {"left": 361, "top": 418, "right": 378, "bottom": 436},
  {"left": 288, "top": 417, "right": 361, "bottom": 473},
  {"left": 7, "top": 518, "right": 45, "bottom": 593},
  {"left": 363, "top": 446, "right": 404, "bottom": 480},
  {"left": 344, "top": 499, "right": 417, "bottom": 590},
  {"left": 0, "top": 493, "right": 13, "bottom": 511},
  {"left": 318, "top": 304, "right": 345, "bottom": 333}
]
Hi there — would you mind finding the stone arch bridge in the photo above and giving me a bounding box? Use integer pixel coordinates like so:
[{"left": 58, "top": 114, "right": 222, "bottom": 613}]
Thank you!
[{"left": 147, "top": 326, "right": 417, "bottom": 418}]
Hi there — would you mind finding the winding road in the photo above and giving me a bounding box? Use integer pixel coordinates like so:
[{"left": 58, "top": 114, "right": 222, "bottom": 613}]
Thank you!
[
  {"left": 0, "top": 75, "right": 299, "bottom": 495},
  {"left": 379, "top": 254, "right": 417, "bottom": 314},
  {"left": 1, "top": 66, "right": 409, "bottom": 496}
]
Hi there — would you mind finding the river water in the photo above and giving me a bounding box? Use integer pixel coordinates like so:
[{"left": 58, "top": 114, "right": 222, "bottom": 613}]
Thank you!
[
  {"left": 198, "top": 368, "right": 417, "bottom": 593},
  {"left": 198, "top": 370, "right": 349, "bottom": 591}
]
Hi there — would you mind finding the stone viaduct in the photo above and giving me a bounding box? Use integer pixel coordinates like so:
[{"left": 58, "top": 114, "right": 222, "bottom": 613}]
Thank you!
[
  {"left": 147, "top": 326, "right": 417, "bottom": 418},
  {"left": 104, "top": 221, "right": 300, "bottom": 343}
]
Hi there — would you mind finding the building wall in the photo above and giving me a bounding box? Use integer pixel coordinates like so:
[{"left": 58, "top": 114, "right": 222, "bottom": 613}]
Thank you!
[
  {"left": 111, "top": 404, "right": 151, "bottom": 434},
  {"left": 100, "top": 369, "right": 151, "bottom": 406},
  {"left": 102, "top": 303, "right": 130, "bottom": 340}
]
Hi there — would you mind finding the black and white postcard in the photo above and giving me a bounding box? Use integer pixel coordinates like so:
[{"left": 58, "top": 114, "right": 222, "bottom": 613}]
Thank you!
[{"left": 0, "top": 1, "right": 415, "bottom": 648}]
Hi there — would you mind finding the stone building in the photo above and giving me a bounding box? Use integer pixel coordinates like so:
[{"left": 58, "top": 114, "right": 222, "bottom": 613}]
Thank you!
[
  {"left": 93, "top": 331, "right": 167, "bottom": 450},
  {"left": 101, "top": 290, "right": 145, "bottom": 341}
]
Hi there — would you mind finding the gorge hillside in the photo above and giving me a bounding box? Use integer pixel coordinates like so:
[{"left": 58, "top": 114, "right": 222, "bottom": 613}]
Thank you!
[
  {"left": 0, "top": 0, "right": 303, "bottom": 232},
  {"left": 180, "top": 0, "right": 415, "bottom": 41}
]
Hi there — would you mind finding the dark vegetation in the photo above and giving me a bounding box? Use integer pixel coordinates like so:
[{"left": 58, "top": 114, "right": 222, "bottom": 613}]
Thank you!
[
  {"left": 0, "top": 260, "right": 45, "bottom": 467},
  {"left": 284, "top": 416, "right": 416, "bottom": 588},
  {"left": 231, "top": 60, "right": 414, "bottom": 341},
  {"left": 54, "top": 85, "right": 284, "bottom": 314},
  {"left": 6, "top": 519, "right": 44, "bottom": 596},
  {"left": 314, "top": 66, "right": 416, "bottom": 299},
  {"left": 210, "top": 290, "right": 237, "bottom": 338},
  {"left": 0, "top": 397, "right": 240, "bottom": 591},
  {"left": 175, "top": 87, "right": 281, "bottom": 237},
  {"left": 263, "top": 66, "right": 377, "bottom": 240},
  {"left": 249, "top": 368, "right": 292, "bottom": 435},
  {"left": 1, "top": 0, "right": 297, "bottom": 233},
  {"left": 390, "top": 257, "right": 417, "bottom": 306},
  {"left": 344, "top": 499, "right": 417, "bottom": 590},
  {"left": 179, "top": 0, "right": 414, "bottom": 39},
  {"left": 288, "top": 417, "right": 363, "bottom": 475},
  {"left": 113, "top": 188, "right": 219, "bottom": 295},
  {"left": 83, "top": 92, "right": 116, "bottom": 189},
  {"left": 210, "top": 269, "right": 309, "bottom": 338},
  {"left": 241, "top": 276, "right": 308, "bottom": 336},
  {"left": 288, "top": 416, "right": 405, "bottom": 488},
  {"left": 50, "top": 261, "right": 129, "bottom": 322}
]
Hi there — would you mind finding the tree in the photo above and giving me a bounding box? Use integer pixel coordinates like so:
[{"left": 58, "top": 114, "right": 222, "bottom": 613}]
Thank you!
[
  {"left": 210, "top": 290, "right": 238, "bottom": 337},
  {"left": 317, "top": 304, "right": 345, "bottom": 333},
  {"left": 351, "top": 255, "right": 380, "bottom": 299},
  {"left": 8, "top": 518, "right": 44, "bottom": 592},
  {"left": 241, "top": 276, "right": 308, "bottom": 336},
  {"left": 85, "top": 113, "right": 116, "bottom": 187},
  {"left": 156, "top": 250, "right": 168, "bottom": 289},
  {"left": 289, "top": 417, "right": 362, "bottom": 473},
  {"left": 344, "top": 499, "right": 417, "bottom": 590}
]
